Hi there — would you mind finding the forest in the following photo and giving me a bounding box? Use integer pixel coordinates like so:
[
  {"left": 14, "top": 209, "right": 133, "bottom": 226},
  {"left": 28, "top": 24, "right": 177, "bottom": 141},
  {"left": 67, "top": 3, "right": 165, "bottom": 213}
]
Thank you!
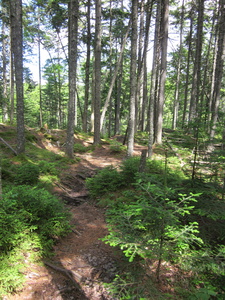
[{"left": 1, "top": 0, "right": 225, "bottom": 299}]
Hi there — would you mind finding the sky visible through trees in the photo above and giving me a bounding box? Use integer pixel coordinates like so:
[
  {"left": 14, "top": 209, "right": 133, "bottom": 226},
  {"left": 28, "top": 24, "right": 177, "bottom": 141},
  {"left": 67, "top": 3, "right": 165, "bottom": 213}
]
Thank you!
[{"left": 1, "top": 0, "right": 225, "bottom": 156}]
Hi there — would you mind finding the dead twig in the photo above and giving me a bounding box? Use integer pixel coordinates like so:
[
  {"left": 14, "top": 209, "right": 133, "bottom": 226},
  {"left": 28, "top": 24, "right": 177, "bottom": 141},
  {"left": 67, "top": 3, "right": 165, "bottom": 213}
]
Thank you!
[{"left": 0, "top": 137, "right": 17, "bottom": 155}]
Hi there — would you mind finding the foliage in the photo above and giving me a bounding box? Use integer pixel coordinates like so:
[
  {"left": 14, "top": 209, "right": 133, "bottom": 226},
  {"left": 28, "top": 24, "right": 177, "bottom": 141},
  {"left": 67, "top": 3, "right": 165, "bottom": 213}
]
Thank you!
[
  {"left": 102, "top": 181, "right": 202, "bottom": 278},
  {"left": 86, "top": 166, "right": 124, "bottom": 198},
  {"left": 38, "top": 160, "right": 59, "bottom": 175},
  {"left": 73, "top": 143, "right": 94, "bottom": 153},
  {"left": 0, "top": 185, "right": 71, "bottom": 296},
  {"left": 120, "top": 157, "right": 141, "bottom": 183},
  {"left": 109, "top": 141, "right": 126, "bottom": 153},
  {"left": 14, "top": 163, "right": 40, "bottom": 185},
  {"left": 105, "top": 268, "right": 166, "bottom": 300}
]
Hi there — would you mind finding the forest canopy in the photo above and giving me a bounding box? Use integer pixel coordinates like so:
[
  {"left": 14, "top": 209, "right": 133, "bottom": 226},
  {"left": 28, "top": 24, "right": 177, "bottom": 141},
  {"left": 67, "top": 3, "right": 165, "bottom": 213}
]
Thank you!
[{"left": 0, "top": 0, "right": 225, "bottom": 156}]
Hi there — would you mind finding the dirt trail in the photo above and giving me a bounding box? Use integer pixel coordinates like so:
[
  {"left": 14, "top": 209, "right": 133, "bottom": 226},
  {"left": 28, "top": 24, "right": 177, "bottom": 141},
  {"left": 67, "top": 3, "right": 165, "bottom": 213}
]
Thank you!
[{"left": 6, "top": 141, "right": 146, "bottom": 300}]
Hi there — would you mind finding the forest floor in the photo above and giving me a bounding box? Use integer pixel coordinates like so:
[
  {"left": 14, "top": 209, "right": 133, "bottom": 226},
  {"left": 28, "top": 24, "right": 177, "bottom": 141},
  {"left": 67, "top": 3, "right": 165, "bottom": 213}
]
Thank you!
[{"left": 4, "top": 129, "right": 150, "bottom": 300}]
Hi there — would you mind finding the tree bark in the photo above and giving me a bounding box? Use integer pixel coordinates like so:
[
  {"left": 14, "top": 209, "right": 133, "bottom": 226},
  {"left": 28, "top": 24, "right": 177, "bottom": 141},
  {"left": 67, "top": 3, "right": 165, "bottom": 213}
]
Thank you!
[
  {"left": 66, "top": 0, "right": 79, "bottom": 158},
  {"left": 148, "top": 0, "right": 161, "bottom": 157},
  {"left": 210, "top": 0, "right": 225, "bottom": 139},
  {"left": 188, "top": 0, "right": 204, "bottom": 127},
  {"left": 155, "top": 0, "right": 169, "bottom": 144},
  {"left": 2, "top": 14, "right": 8, "bottom": 123},
  {"left": 93, "top": 0, "right": 102, "bottom": 145},
  {"left": 172, "top": 0, "right": 184, "bottom": 130},
  {"left": 127, "top": 0, "right": 138, "bottom": 157},
  {"left": 182, "top": 10, "right": 193, "bottom": 128},
  {"left": 10, "top": 0, "right": 25, "bottom": 154},
  {"left": 83, "top": 0, "right": 91, "bottom": 133}
]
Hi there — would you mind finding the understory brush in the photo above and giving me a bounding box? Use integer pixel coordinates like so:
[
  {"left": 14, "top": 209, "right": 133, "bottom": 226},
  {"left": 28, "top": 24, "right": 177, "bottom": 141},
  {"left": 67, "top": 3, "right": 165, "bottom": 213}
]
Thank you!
[
  {"left": 86, "top": 156, "right": 225, "bottom": 298},
  {"left": 0, "top": 185, "right": 71, "bottom": 297}
]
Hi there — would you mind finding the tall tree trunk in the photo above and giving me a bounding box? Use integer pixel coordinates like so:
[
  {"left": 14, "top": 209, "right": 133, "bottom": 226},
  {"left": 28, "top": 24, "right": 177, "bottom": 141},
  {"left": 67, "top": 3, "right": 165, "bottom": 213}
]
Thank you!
[
  {"left": 127, "top": 0, "right": 138, "bottom": 157},
  {"left": 2, "top": 17, "right": 8, "bottom": 123},
  {"left": 93, "top": 0, "right": 102, "bottom": 145},
  {"left": 148, "top": 0, "right": 161, "bottom": 156},
  {"left": 37, "top": 7, "right": 43, "bottom": 128},
  {"left": 140, "top": 0, "right": 154, "bottom": 131},
  {"left": 10, "top": 0, "right": 25, "bottom": 154},
  {"left": 100, "top": 20, "right": 131, "bottom": 132},
  {"left": 172, "top": 0, "right": 184, "bottom": 130},
  {"left": 182, "top": 10, "right": 193, "bottom": 128},
  {"left": 188, "top": 0, "right": 204, "bottom": 129},
  {"left": 83, "top": 0, "right": 91, "bottom": 132},
  {"left": 10, "top": 36, "right": 14, "bottom": 125},
  {"left": 155, "top": 0, "right": 169, "bottom": 144},
  {"left": 66, "top": 0, "right": 78, "bottom": 158},
  {"left": 136, "top": 0, "right": 144, "bottom": 131},
  {"left": 210, "top": 0, "right": 225, "bottom": 139}
]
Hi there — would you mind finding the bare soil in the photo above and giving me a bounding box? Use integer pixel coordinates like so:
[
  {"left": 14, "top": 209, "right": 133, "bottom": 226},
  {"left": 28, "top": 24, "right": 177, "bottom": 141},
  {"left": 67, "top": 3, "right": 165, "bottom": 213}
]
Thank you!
[{"left": 4, "top": 131, "right": 147, "bottom": 300}]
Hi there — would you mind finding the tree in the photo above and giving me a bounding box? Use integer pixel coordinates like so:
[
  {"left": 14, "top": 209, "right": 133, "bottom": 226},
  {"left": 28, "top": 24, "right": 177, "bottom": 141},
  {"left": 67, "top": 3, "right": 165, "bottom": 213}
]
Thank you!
[
  {"left": 172, "top": 0, "right": 185, "bottom": 130},
  {"left": 82, "top": 0, "right": 91, "bottom": 133},
  {"left": 155, "top": 0, "right": 169, "bottom": 144},
  {"left": 1, "top": 1, "right": 9, "bottom": 123},
  {"left": 210, "top": 0, "right": 225, "bottom": 139},
  {"left": 66, "top": 0, "right": 79, "bottom": 158},
  {"left": 148, "top": 0, "right": 161, "bottom": 156},
  {"left": 127, "top": 0, "right": 138, "bottom": 157},
  {"left": 188, "top": 0, "right": 204, "bottom": 128},
  {"left": 100, "top": 19, "right": 131, "bottom": 132},
  {"left": 10, "top": 0, "right": 25, "bottom": 154},
  {"left": 93, "top": 0, "right": 102, "bottom": 145}
]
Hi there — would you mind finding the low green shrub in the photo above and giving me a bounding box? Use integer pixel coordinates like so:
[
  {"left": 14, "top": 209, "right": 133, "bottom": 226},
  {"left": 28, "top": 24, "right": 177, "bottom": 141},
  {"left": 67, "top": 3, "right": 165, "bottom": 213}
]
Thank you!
[
  {"left": 14, "top": 163, "right": 40, "bottom": 185},
  {"left": 0, "top": 185, "right": 71, "bottom": 296},
  {"left": 38, "top": 160, "right": 58, "bottom": 175},
  {"left": 86, "top": 166, "right": 124, "bottom": 198},
  {"left": 109, "top": 141, "right": 126, "bottom": 153},
  {"left": 120, "top": 157, "right": 140, "bottom": 183},
  {"left": 102, "top": 182, "right": 202, "bottom": 279},
  {"left": 74, "top": 143, "right": 94, "bottom": 153}
]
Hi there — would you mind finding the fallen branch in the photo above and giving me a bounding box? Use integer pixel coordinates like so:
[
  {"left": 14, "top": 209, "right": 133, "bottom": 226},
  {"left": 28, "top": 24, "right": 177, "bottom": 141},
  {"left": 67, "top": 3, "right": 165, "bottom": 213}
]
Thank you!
[
  {"left": 43, "top": 260, "right": 85, "bottom": 286},
  {"left": 0, "top": 137, "right": 17, "bottom": 155}
]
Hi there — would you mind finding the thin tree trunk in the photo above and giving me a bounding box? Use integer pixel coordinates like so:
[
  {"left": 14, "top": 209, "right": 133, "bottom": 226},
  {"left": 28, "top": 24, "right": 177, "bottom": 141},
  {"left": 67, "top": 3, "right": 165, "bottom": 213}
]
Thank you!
[
  {"left": 83, "top": 0, "right": 91, "bottom": 133},
  {"left": 136, "top": 0, "right": 144, "bottom": 131},
  {"left": 182, "top": 11, "right": 193, "bottom": 128},
  {"left": 140, "top": 0, "right": 154, "bottom": 131},
  {"left": 38, "top": 7, "right": 43, "bottom": 128},
  {"left": 148, "top": 0, "right": 161, "bottom": 157},
  {"left": 127, "top": 0, "right": 138, "bottom": 157},
  {"left": 2, "top": 18, "right": 8, "bottom": 123},
  {"left": 66, "top": 0, "right": 78, "bottom": 158},
  {"left": 10, "top": 42, "right": 15, "bottom": 125},
  {"left": 155, "top": 0, "right": 169, "bottom": 144},
  {"left": 100, "top": 20, "right": 131, "bottom": 131},
  {"left": 188, "top": 0, "right": 204, "bottom": 128},
  {"left": 93, "top": 0, "right": 102, "bottom": 145},
  {"left": 172, "top": 0, "right": 184, "bottom": 130}
]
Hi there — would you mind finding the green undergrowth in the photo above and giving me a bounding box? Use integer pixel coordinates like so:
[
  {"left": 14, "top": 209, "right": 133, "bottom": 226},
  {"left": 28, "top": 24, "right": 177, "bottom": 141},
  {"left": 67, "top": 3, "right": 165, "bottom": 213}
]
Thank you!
[
  {"left": 0, "top": 185, "right": 71, "bottom": 296},
  {"left": 86, "top": 151, "right": 225, "bottom": 298},
  {"left": 0, "top": 125, "right": 79, "bottom": 297}
]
